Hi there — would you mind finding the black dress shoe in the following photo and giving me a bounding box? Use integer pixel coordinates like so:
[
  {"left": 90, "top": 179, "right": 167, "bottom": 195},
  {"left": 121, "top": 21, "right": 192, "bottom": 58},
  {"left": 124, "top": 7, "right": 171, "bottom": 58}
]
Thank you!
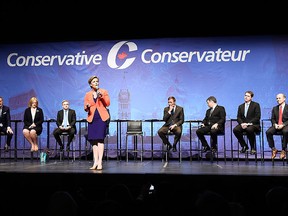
[
  {"left": 240, "top": 146, "right": 248, "bottom": 153},
  {"left": 4, "top": 144, "right": 10, "bottom": 152},
  {"left": 202, "top": 146, "right": 211, "bottom": 152},
  {"left": 211, "top": 147, "right": 217, "bottom": 153}
]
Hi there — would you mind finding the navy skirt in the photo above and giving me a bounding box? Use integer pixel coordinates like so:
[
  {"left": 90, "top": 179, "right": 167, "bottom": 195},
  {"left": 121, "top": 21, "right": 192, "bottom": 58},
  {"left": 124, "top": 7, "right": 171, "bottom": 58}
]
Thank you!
[{"left": 87, "top": 108, "right": 107, "bottom": 144}]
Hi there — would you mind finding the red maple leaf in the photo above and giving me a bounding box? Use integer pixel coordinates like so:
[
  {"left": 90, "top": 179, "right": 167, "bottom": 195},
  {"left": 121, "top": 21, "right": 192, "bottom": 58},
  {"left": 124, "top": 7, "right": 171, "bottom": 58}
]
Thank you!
[{"left": 117, "top": 52, "right": 127, "bottom": 59}]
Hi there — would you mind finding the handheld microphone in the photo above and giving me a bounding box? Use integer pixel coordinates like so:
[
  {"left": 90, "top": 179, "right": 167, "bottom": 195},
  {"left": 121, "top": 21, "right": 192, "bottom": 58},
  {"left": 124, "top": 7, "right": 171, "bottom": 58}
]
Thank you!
[{"left": 96, "top": 86, "right": 102, "bottom": 97}]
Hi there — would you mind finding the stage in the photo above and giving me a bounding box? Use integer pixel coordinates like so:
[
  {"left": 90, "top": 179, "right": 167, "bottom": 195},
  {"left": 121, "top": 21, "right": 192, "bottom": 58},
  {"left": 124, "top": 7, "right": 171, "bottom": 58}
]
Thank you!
[
  {"left": 1, "top": 158, "right": 288, "bottom": 216},
  {"left": 1, "top": 158, "right": 288, "bottom": 176}
]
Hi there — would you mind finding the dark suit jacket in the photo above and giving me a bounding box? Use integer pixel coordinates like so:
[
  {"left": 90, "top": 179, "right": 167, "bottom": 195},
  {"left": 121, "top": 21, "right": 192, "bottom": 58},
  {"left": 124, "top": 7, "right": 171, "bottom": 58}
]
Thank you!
[
  {"left": 56, "top": 109, "right": 77, "bottom": 133},
  {"left": 0, "top": 105, "right": 12, "bottom": 129},
  {"left": 202, "top": 105, "right": 226, "bottom": 132},
  {"left": 271, "top": 104, "right": 288, "bottom": 126},
  {"left": 162, "top": 105, "right": 185, "bottom": 127},
  {"left": 236, "top": 101, "right": 261, "bottom": 130},
  {"left": 23, "top": 107, "right": 44, "bottom": 135}
]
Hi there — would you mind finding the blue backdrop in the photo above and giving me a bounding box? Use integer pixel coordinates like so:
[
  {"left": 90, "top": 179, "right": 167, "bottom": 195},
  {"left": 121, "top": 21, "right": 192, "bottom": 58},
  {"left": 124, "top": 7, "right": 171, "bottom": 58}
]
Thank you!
[{"left": 1, "top": 35, "right": 287, "bottom": 156}]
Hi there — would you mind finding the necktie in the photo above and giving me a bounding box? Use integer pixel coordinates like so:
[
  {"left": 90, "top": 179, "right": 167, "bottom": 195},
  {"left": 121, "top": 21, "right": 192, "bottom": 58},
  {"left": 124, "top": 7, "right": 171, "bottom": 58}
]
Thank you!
[
  {"left": 279, "top": 105, "right": 283, "bottom": 125},
  {"left": 244, "top": 103, "right": 249, "bottom": 117},
  {"left": 63, "top": 110, "right": 68, "bottom": 128},
  {"left": 171, "top": 107, "right": 174, "bottom": 115},
  {"left": 209, "top": 108, "right": 214, "bottom": 117}
]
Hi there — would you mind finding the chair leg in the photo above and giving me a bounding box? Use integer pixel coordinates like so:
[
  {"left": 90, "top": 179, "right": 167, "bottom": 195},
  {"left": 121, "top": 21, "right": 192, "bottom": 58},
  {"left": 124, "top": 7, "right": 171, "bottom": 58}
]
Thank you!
[
  {"left": 141, "top": 135, "right": 143, "bottom": 162},
  {"left": 126, "top": 135, "right": 129, "bottom": 162},
  {"left": 254, "top": 135, "right": 258, "bottom": 164},
  {"left": 163, "top": 135, "right": 171, "bottom": 163},
  {"left": 68, "top": 140, "right": 75, "bottom": 162},
  {"left": 61, "top": 135, "right": 65, "bottom": 161},
  {"left": 223, "top": 136, "right": 226, "bottom": 163},
  {"left": 209, "top": 138, "right": 219, "bottom": 163},
  {"left": 105, "top": 136, "right": 109, "bottom": 161},
  {"left": 0, "top": 134, "right": 8, "bottom": 162},
  {"left": 178, "top": 141, "right": 181, "bottom": 163},
  {"left": 72, "top": 140, "right": 76, "bottom": 162},
  {"left": 0, "top": 135, "right": 2, "bottom": 161},
  {"left": 60, "top": 149, "right": 63, "bottom": 161},
  {"left": 161, "top": 142, "right": 168, "bottom": 162}
]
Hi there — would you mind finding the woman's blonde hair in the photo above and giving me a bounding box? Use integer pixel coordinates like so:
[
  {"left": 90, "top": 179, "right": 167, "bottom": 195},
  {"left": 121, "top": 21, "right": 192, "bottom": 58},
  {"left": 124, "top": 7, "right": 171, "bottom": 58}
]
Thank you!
[{"left": 28, "top": 97, "right": 38, "bottom": 107}]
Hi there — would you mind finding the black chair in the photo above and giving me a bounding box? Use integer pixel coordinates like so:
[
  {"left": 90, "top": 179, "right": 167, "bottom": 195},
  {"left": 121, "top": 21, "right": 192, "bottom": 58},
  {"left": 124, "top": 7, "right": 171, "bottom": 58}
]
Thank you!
[
  {"left": 0, "top": 131, "right": 8, "bottom": 160},
  {"left": 59, "top": 131, "right": 76, "bottom": 162},
  {"left": 104, "top": 124, "right": 118, "bottom": 161},
  {"left": 22, "top": 134, "right": 42, "bottom": 161},
  {"left": 162, "top": 130, "right": 181, "bottom": 163},
  {"left": 235, "top": 131, "right": 262, "bottom": 164},
  {"left": 104, "top": 110, "right": 119, "bottom": 161},
  {"left": 203, "top": 131, "right": 226, "bottom": 163},
  {"left": 270, "top": 131, "right": 287, "bottom": 166},
  {"left": 125, "top": 120, "right": 144, "bottom": 162},
  {"left": 261, "top": 119, "right": 287, "bottom": 165}
]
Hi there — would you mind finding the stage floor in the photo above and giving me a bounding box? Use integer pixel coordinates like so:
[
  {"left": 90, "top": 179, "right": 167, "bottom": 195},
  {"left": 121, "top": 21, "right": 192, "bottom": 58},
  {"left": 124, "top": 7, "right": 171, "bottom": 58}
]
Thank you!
[{"left": 0, "top": 158, "right": 287, "bottom": 176}]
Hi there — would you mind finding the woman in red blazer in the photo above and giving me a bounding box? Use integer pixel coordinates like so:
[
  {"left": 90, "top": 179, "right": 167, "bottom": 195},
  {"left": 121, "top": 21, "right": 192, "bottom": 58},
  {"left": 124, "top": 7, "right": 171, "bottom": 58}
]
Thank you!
[{"left": 84, "top": 75, "right": 110, "bottom": 170}]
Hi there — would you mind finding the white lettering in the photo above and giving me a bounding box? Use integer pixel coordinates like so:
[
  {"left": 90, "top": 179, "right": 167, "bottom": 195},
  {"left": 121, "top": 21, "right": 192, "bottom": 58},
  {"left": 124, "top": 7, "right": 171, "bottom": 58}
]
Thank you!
[
  {"left": 7, "top": 51, "right": 103, "bottom": 67},
  {"left": 6, "top": 43, "right": 251, "bottom": 69},
  {"left": 142, "top": 48, "right": 250, "bottom": 64}
]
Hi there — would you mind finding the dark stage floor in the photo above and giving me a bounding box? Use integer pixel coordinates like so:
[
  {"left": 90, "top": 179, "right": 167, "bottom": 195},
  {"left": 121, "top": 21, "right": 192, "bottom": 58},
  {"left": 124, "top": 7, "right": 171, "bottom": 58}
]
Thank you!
[
  {"left": 1, "top": 158, "right": 288, "bottom": 176},
  {"left": 1, "top": 158, "right": 288, "bottom": 191}
]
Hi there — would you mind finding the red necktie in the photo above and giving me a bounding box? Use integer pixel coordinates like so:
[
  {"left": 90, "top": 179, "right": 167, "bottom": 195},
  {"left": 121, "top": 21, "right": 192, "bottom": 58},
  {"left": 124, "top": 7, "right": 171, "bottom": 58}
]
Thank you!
[{"left": 278, "top": 105, "right": 283, "bottom": 125}]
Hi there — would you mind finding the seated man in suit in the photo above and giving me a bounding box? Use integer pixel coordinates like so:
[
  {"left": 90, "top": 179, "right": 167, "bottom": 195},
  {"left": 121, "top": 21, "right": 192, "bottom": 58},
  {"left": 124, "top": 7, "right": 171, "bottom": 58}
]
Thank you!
[
  {"left": 0, "top": 96, "right": 14, "bottom": 152},
  {"left": 266, "top": 93, "right": 288, "bottom": 159},
  {"left": 53, "top": 100, "right": 77, "bottom": 152},
  {"left": 157, "top": 96, "right": 185, "bottom": 152},
  {"left": 233, "top": 90, "right": 261, "bottom": 155},
  {"left": 196, "top": 96, "right": 226, "bottom": 153}
]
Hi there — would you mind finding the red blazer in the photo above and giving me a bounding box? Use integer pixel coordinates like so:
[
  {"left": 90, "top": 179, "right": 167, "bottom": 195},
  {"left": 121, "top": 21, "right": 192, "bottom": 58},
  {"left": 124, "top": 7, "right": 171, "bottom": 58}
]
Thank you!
[{"left": 84, "top": 88, "right": 110, "bottom": 123}]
